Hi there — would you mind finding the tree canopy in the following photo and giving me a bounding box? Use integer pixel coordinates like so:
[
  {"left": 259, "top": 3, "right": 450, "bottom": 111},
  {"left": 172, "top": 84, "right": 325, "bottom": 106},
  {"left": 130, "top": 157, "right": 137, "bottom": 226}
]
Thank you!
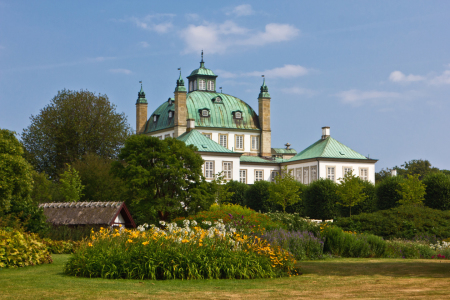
[
  {"left": 394, "top": 159, "right": 439, "bottom": 180},
  {"left": 22, "top": 89, "right": 131, "bottom": 178},
  {"left": 111, "top": 135, "right": 214, "bottom": 222},
  {"left": 336, "top": 171, "right": 367, "bottom": 217},
  {"left": 268, "top": 167, "right": 301, "bottom": 212}
]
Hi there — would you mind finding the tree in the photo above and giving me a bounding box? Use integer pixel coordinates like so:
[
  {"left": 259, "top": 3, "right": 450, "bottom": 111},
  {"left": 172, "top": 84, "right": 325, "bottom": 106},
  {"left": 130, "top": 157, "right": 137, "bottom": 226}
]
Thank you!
[
  {"left": 375, "top": 167, "right": 394, "bottom": 183},
  {"left": 336, "top": 171, "right": 367, "bottom": 217},
  {"left": 71, "top": 153, "right": 127, "bottom": 202},
  {"left": 111, "top": 135, "right": 214, "bottom": 222},
  {"left": 244, "top": 180, "right": 273, "bottom": 212},
  {"left": 397, "top": 174, "right": 426, "bottom": 206},
  {"left": 376, "top": 175, "right": 404, "bottom": 210},
  {"left": 423, "top": 173, "right": 450, "bottom": 210},
  {"left": 58, "top": 165, "right": 84, "bottom": 202},
  {"left": 223, "top": 180, "right": 249, "bottom": 206},
  {"left": 22, "top": 89, "right": 131, "bottom": 178},
  {"left": 304, "top": 179, "right": 339, "bottom": 221},
  {"left": 394, "top": 159, "right": 439, "bottom": 180},
  {"left": 211, "top": 172, "right": 235, "bottom": 205},
  {"left": 30, "top": 170, "right": 54, "bottom": 203},
  {"left": 268, "top": 166, "right": 301, "bottom": 212}
]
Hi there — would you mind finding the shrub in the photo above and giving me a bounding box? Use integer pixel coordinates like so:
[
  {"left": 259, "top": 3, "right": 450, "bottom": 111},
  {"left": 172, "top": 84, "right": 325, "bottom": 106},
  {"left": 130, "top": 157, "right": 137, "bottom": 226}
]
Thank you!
[
  {"left": 224, "top": 180, "right": 249, "bottom": 206},
  {"left": 304, "top": 179, "right": 339, "bottom": 220},
  {"left": 423, "top": 172, "right": 450, "bottom": 210},
  {"left": 39, "top": 225, "right": 100, "bottom": 241},
  {"left": 338, "top": 180, "right": 377, "bottom": 217},
  {"left": 265, "top": 212, "right": 321, "bottom": 236},
  {"left": 244, "top": 180, "right": 277, "bottom": 212},
  {"left": 261, "top": 228, "right": 324, "bottom": 260},
  {"left": 41, "top": 238, "right": 81, "bottom": 254},
  {"left": 376, "top": 175, "right": 404, "bottom": 210},
  {"left": 334, "top": 205, "right": 450, "bottom": 240},
  {"left": 384, "top": 239, "right": 435, "bottom": 259},
  {"left": 64, "top": 222, "right": 299, "bottom": 279},
  {"left": 0, "top": 229, "right": 52, "bottom": 268}
]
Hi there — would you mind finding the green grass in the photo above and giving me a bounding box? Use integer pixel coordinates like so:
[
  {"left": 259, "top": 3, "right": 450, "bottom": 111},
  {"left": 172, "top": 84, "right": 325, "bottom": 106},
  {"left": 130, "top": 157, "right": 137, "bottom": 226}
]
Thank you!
[{"left": 1, "top": 255, "right": 450, "bottom": 299}]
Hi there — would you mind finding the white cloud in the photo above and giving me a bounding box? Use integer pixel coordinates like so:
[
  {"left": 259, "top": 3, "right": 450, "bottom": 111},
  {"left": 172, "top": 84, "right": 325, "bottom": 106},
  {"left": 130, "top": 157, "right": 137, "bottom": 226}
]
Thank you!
[
  {"left": 429, "top": 70, "right": 450, "bottom": 85},
  {"left": 109, "top": 69, "right": 132, "bottom": 75},
  {"left": 245, "top": 64, "right": 308, "bottom": 78},
  {"left": 336, "top": 89, "right": 402, "bottom": 105},
  {"left": 129, "top": 14, "right": 175, "bottom": 34},
  {"left": 389, "top": 71, "right": 425, "bottom": 83},
  {"left": 139, "top": 41, "right": 150, "bottom": 48},
  {"left": 227, "top": 4, "right": 254, "bottom": 17},
  {"left": 180, "top": 21, "right": 299, "bottom": 54},
  {"left": 281, "top": 87, "right": 315, "bottom": 96}
]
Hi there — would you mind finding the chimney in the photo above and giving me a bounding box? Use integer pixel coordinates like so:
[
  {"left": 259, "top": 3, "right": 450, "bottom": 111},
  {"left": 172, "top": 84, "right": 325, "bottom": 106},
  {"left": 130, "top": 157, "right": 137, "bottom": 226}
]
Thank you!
[
  {"left": 186, "top": 119, "right": 195, "bottom": 132},
  {"left": 391, "top": 169, "right": 397, "bottom": 177},
  {"left": 321, "top": 126, "right": 330, "bottom": 139}
]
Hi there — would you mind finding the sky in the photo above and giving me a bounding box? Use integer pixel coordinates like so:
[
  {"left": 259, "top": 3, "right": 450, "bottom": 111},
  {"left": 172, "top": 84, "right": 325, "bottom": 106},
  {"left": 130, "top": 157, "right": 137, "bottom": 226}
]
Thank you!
[{"left": 1, "top": 1, "right": 450, "bottom": 172}]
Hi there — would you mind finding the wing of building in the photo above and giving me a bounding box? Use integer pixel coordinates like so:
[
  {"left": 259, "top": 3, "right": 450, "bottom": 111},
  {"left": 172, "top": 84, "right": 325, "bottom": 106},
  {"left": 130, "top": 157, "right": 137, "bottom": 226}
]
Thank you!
[{"left": 135, "top": 54, "right": 377, "bottom": 184}]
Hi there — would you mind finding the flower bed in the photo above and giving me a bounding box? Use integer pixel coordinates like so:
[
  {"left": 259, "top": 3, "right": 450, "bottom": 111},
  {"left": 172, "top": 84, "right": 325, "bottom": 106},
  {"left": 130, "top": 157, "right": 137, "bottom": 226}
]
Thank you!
[{"left": 64, "top": 220, "right": 299, "bottom": 280}]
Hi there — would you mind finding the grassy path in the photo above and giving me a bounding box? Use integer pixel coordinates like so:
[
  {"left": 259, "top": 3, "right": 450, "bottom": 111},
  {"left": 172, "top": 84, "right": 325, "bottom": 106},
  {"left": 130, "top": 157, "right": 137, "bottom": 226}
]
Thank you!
[{"left": 1, "top": 255, "right": 449, "bottom": 299}]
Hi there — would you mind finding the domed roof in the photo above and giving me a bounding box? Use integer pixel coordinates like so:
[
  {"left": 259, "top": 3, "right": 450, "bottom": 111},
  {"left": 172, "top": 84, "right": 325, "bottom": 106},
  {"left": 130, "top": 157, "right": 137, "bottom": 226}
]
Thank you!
[{"left": 188, "top": 65, "right": 217, "bottom": 77}]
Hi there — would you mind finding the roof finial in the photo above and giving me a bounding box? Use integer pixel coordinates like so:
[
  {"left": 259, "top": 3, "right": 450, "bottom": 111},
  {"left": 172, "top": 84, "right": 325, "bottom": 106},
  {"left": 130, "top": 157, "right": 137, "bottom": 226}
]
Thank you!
[
  {"left": 201, "top": 50, "right": 204, "bottom": 62},
  {"left": 200, "top": 50, "right": 205, "bottom": 68},
  {"left": 259, "top": 75, "right": 270, "bottom": 98}
]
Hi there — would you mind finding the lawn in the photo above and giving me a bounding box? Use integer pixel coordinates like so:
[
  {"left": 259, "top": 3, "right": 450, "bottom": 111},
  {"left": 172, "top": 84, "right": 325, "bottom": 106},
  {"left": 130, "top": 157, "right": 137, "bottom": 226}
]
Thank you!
[{"left": 1, "top": 255, "right": 449, "bottom": 299}]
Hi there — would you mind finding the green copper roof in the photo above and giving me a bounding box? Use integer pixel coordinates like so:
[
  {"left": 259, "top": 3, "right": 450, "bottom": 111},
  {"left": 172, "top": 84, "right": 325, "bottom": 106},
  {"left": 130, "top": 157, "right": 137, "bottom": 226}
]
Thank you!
[
  {"left": 175, "top": 71, "right": 187, "bottom": 92},
  {"left": 177, "top": 129, "right": 235, "bottom": 153},
  {"left": 240, "top": 156, "right": 287, "bottom": 164},
  {"left": 188, "top": 64, "right": 217, "bottom": 77},
  {"left": 136, "top": 84, "right": 148, "bottom": 104},
  {"left": 186, "top": 91, "right": 260, "bottom": 130},
  {"left": 272, "top": 148, "right": 297, "bottom": 154},
  {"left": 258, "top": 78, "right": 270, "bottom": 98},
  {"left": 145, "top": 99, "right": 174, "bottom": 133},
  {"left": 288, "top": 137, "right": 369, "bottom": 162}
]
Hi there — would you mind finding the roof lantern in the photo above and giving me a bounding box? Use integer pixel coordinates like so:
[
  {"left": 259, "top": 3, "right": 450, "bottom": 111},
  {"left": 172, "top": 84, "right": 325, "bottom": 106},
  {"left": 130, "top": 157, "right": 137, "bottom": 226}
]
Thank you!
[
  {"left": 259, "top": 76, "right": 270, "bottom": 98},
  {"left": 136, "top": 82, "right": 148, "bottom": 104},
  {"left": 187, "top": 51, "right": 218, "bottom": 93},
  {"left": 175, "top": 68, "right": 187, "bottom": 92}
]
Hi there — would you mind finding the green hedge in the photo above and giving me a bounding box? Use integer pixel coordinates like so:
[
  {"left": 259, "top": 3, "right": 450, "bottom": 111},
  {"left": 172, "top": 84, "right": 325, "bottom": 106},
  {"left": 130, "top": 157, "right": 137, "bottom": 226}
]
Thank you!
[{"left": 423, "top": 173, "right": 450, "bottom": 210}]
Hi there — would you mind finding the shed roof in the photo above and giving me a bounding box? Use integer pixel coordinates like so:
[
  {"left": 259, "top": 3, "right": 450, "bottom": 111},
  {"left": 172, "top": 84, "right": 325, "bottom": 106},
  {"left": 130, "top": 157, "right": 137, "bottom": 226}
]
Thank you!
[
  {"left": 177, "top": 129, "right": 236, "bottom": 153},
  {"left": 38, "top": 202, "right": 136, "bottom": 228}
]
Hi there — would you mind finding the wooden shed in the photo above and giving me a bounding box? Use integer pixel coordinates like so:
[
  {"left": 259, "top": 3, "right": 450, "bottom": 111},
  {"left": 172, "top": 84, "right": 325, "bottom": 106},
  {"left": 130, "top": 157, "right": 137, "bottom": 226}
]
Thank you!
[{"left": 39, "top": 202, "right": 136, "bottom": 228}]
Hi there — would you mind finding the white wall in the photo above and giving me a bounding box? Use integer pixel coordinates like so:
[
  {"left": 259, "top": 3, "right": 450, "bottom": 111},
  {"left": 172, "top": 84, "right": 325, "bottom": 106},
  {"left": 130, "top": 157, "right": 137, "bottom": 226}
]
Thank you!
[
  {"left": 201, "top": 154, "right": 240, "bottom": 182},
  {"left": 198, "top": 129, "right": 260, "bottom": 154},
  {"left": 149, "top": 130, "right": 175, "bottom": 139},
  {"left": 239, "top": 164, "right": 280, "bottom": 184},
  {"left": 318, "top": 160, "right": 376, "bottom": 183}
]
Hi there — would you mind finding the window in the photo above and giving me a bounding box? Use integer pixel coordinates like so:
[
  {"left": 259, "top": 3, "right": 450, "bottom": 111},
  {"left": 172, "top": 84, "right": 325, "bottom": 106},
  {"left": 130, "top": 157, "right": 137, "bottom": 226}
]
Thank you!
[
  {"left": 208, "top": 80, "right": 214, "bottom": 91},
  {"left": 201, "top": 109, "right": 209, "bottom": 117},
  {"left": 219, "top": 134, "right": 228, "bottom": 148},
  {"left": 271, "top": 171, "right": 279, "bottom": 182},
  {"left": 153, "top": 115, "right": 158, "bottom": 122},
  {"left": 303, "top": 167, "right": 310, "bottom": 185},
  {"left": 164, "top": 134, "right": 171, "bottom": 139},
  {"left": 168, "top": 111, "right": 173, "bottom": 118},
  {"left": 235, "top": 135, "right": 244, "bottom": 150},
  {"left": 223, "top": 162, "right": 233, "bottom": 180},
  {"left": 359, "top": 168, "right": 368, "bottom": 181},
  {"left": 251, "top": 136, "right": 259, "bottom": 150},
  {"left": 235, "top": 112, "right": 242, "bottom": 119},
  {"left": 214, "top": 96, "right": 222, "bottom": 103},
  {"left": 189, "top": 81, "right": 193, "bottom": 92},
  {"left": 296, "top": 168, "right": 302, "bottom": 182},
  {"left": 202, "top": 133, "right": 211, "bottom": 139},
  {"left": 239, "top": 169, "right": 247, "bottom": 184},
  {"left": 204, "top": 161, "right": 214, "bottom": 179},
  {"left": 310, "top": 166, "right": 317, "bottom": 182},
  {"left": 194, "top": 80, "right": 197, "bottom": 90},
  {"left": 157, "top": 136, "right": 162, "bottom": 140},
  {"left": 255, "top": 170, "right": 264, "bottom": 182},
  {"left": 199, "top": 80, "right": 206, "bottom": 90},
  {"left": 327, "top": 166, "right": 335, "bottom": 181},
  {"left": 343, "top": 166, "right": 353, "bottom": 176}
]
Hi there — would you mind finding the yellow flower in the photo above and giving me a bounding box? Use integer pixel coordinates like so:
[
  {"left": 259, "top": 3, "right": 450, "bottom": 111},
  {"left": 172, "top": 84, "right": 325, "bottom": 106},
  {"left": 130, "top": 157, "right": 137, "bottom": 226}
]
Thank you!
[
  {"left": 88, "top": 243, "right": 93, "bottom": 247},
  {"left": 142, "top": 241, "right": 149, "bottom": 246},
  {"left": 127, "top": 239, "right": 133, "bottom": 243}
]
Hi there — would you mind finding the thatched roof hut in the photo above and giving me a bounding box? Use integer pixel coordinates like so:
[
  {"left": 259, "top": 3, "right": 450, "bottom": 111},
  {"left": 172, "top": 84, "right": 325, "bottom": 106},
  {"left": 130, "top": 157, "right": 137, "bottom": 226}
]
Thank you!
[{"left": 39, "top": 202, "right": 136, "bottom": 228}]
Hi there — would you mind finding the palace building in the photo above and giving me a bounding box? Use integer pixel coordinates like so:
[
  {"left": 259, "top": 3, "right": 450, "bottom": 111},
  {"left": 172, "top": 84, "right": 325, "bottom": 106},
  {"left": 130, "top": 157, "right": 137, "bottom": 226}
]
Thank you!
[{"left": 135, "top": 55, "right": 377, "bottom": 184}]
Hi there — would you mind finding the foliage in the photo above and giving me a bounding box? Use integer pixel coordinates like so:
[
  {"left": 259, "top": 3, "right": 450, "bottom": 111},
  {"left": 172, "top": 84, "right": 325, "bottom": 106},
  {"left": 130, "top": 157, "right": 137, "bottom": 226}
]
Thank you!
[
  {"left": 0, "top": 129, "right": 33, "bottom": 212},
  {"left": 39, "top": 225, "right": 99, "bottom": 241},
  {"left": 265, "top": 212, "right": 321, "bottom": 236},
  {"left": 0, "top": 229, "right": 52, "bottom": 268},
  {"left": 261, "top": 228, "right": 324, "bottom": 260},
  {"left": 397, "top": 174, "right": 426, "bottom": 206},
  {"left": 41, "top": 238, "right": 81, "bottom": 254},
  {"left": 334, "top": 205, "right": 450, "bottom": 240},
  {"left": 304, "top": 179, "right": 339, "bottom": 220},
  {"left": 223, "top": 180, "right": 249, "bottom": 206},
  {"left": 30, "top": 170, "right": 54, "bottom": 203},
  {"left": 394, "top": 159, "right": 440, "bottom": 180},
  {"left": 211, "top": 172, "right": 235, "bottom": 205},
  {"left": 71, "top": 153, "right": 127, "bottom": 202},
  {"left": 375, "top": 167, "right": 394, "bottom": 184},
  {"left": 21, "top": 89, "right": 131, "bottom": 178},
  {"left": 173, "top": 204, "right": 283, "bottom": 234},
  {"left": 244, "top": 180, "right": 274, "bottom": 212},
  {"left": 268, "top": 166, "right": 301, "bottom": 212},
  {"left": 375, "top": 175, "right": 404, "bottom": 210},
  {"left": 384, "top": 239, "right": 435, "bottom": 259},
  {"left": 336, "top": 171, "right": 368, "bottom": 217},
  {"left": 338, "top": 180, "right": 377, "bottom": 217},
  {"left": 423, "top": 172, "right": 450, "bottom": 210},
  {"left": 112, "top": 135, "right": 214, "bottom": 222},
  {"left": 58, "top": 165, "right": 84, "bottom": 202},
  {"left": 64, "top": 222, "right": 299, "bottom": 279},
  {"left": 321, "top": 225, "right": 387, "bottom": 258}
]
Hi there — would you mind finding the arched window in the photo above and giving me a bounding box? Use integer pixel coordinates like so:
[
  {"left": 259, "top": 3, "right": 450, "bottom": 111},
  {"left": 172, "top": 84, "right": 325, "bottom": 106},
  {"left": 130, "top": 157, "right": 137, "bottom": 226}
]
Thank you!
[
  {"left": 199, "top": 80, "right": 206, "bottom": 90},
  {"left": 189, "top": 81, "right": 193, "bottom": 92},
  {"left": 207, "top": 80, "right": 214, "bottom": 91},
  {"left": 202, "top": 109, "right": 209, "bottom": 117},
  {"left": 235, "top": 112, "right": 242, "bottom": 119}
]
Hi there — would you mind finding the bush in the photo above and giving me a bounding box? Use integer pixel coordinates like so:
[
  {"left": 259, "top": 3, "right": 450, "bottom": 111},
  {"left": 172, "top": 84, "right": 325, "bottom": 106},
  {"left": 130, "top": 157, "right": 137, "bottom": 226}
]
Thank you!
[
  {"left": 39, "top": 225, "right": 99, "bottom": 241},
  {"left": 265, "top": 212, "right": 321, "bottom": 236},
  {"left": 41, "top": 238, "right": 81, "bottom": 254},
  {"left": 423, "top": 173, "right": 450, "bottom": 210},
  {"left": 384, "top": 239, "right": 435, "bottom": 259},
  {"left": 0, "top": 229, "right": 52, "bottom": 268},
  {"left": 224, "top": 180, "right": 249, "bottom": 206},
  {"left": 334, "top": 205, "right": 450, "bottom": 240},
  {"left": 244, "top": 180, "right": 276, "bottom": 212},
  {"left": 64, "top": 222, "right": 299, "bottom": 279},
  {"left": 376, "top": 175, "right": 404, "bottom": 210},
  {"left": 261, "top": 228, "right": 324, "bottom": 260},
  {"left": 304, "top": 179, "right": 339, "bottom": 220},
  {"left": 338, "top": 180, "right": 377, "bottom": 217},
  {"left": 321, "top": 225, "right": 386, "bottom": 258}
]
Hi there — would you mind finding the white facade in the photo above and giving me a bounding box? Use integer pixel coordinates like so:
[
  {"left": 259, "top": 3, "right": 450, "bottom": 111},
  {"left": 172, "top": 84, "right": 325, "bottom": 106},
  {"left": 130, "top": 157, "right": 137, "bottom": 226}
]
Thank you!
[
  {"left": 201, "top": 154, "right": 241, "bottom": 182},
  {"left": 195, "top": 129, "right": 260, "bottom": 154},
  {"left": 239, "top": 164, "right": 280, "bottom": 184}
]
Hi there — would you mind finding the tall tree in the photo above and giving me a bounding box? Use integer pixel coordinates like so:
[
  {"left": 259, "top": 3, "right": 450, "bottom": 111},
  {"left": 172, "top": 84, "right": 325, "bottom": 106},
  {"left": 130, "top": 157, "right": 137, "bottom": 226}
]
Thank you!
[
  {"left": 111, "top": 135, "right": 214, "bottom": 222},
  {"left": 22, "top": 89, "right": 131, "bottom": 178},
  {"left": 336, "top": 171, "right": 367, "bottom": 217},
  {"left": 394, "top": 159, "right": 439, "bottom": 180},
  {"left": 58, "top": 165, "right": 84, "bottom": 202},
  {"left": 397, "top": 174, "right": 426, "bottom": 206},
  {"left": 268, "top": 166, "right": 301, "bottom": 212}
]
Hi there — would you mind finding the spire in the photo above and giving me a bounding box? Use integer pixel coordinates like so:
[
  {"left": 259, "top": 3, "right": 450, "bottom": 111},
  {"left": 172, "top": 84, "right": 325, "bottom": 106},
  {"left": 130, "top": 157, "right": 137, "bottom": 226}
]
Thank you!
[
  {"left": 175, "top": 68, "right": 187, "bottom": 92},
  {"left": 136, "top": 81, "right": 148, "bottom": 104},
  {"left": 259, "top": 75, "right": 270, "bottom": 98},
  {"left": 200, "top": 50, "right": 205, "bottom": 68}
]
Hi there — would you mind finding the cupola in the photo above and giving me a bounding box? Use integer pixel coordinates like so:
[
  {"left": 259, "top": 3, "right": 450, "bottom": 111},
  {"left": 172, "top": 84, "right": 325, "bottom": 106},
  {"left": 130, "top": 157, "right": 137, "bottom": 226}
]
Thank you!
[
  {"left": 258, "top": 77, "right": 270, "bottom": 98},
  {"left": 187, "top": 51, "right": 218, "bottom": 92},
  {"left": 136, "top": 83, "right": 148, "bottom": 104}
]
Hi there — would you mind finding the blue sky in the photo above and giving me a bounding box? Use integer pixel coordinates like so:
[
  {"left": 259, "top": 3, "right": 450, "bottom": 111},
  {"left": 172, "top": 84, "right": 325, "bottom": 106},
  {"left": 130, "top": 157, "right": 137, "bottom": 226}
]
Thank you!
[{"left": 1, "top": 1, "right": 450, "bottom": 171}]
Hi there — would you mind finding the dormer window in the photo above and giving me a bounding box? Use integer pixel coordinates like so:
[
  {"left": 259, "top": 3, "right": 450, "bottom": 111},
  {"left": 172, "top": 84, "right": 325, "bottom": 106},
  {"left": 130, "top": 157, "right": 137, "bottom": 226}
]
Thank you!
[
  {"left": 199, "top": 80, "right": 206, "bottom": 90},
  {"left": 212, "top": 96, "right": 222, "bottom": 103},
  {"left": 235, "top": 112, "right": 242, "bottom": 119},
  {"left": 208, "top": 80, "right": 214, "bottom": 91},
  {"left": 153, "top": 115, "right": 159, "bottom": 122},
  {"left": 168, "top": 111, "right": 173, "bottom": 118},
  {"left": 201, "top": 109, "right": 209, "bottom": 117},
  {"left": 168, "top": 98, "right": 173, "bottom": 105}
]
